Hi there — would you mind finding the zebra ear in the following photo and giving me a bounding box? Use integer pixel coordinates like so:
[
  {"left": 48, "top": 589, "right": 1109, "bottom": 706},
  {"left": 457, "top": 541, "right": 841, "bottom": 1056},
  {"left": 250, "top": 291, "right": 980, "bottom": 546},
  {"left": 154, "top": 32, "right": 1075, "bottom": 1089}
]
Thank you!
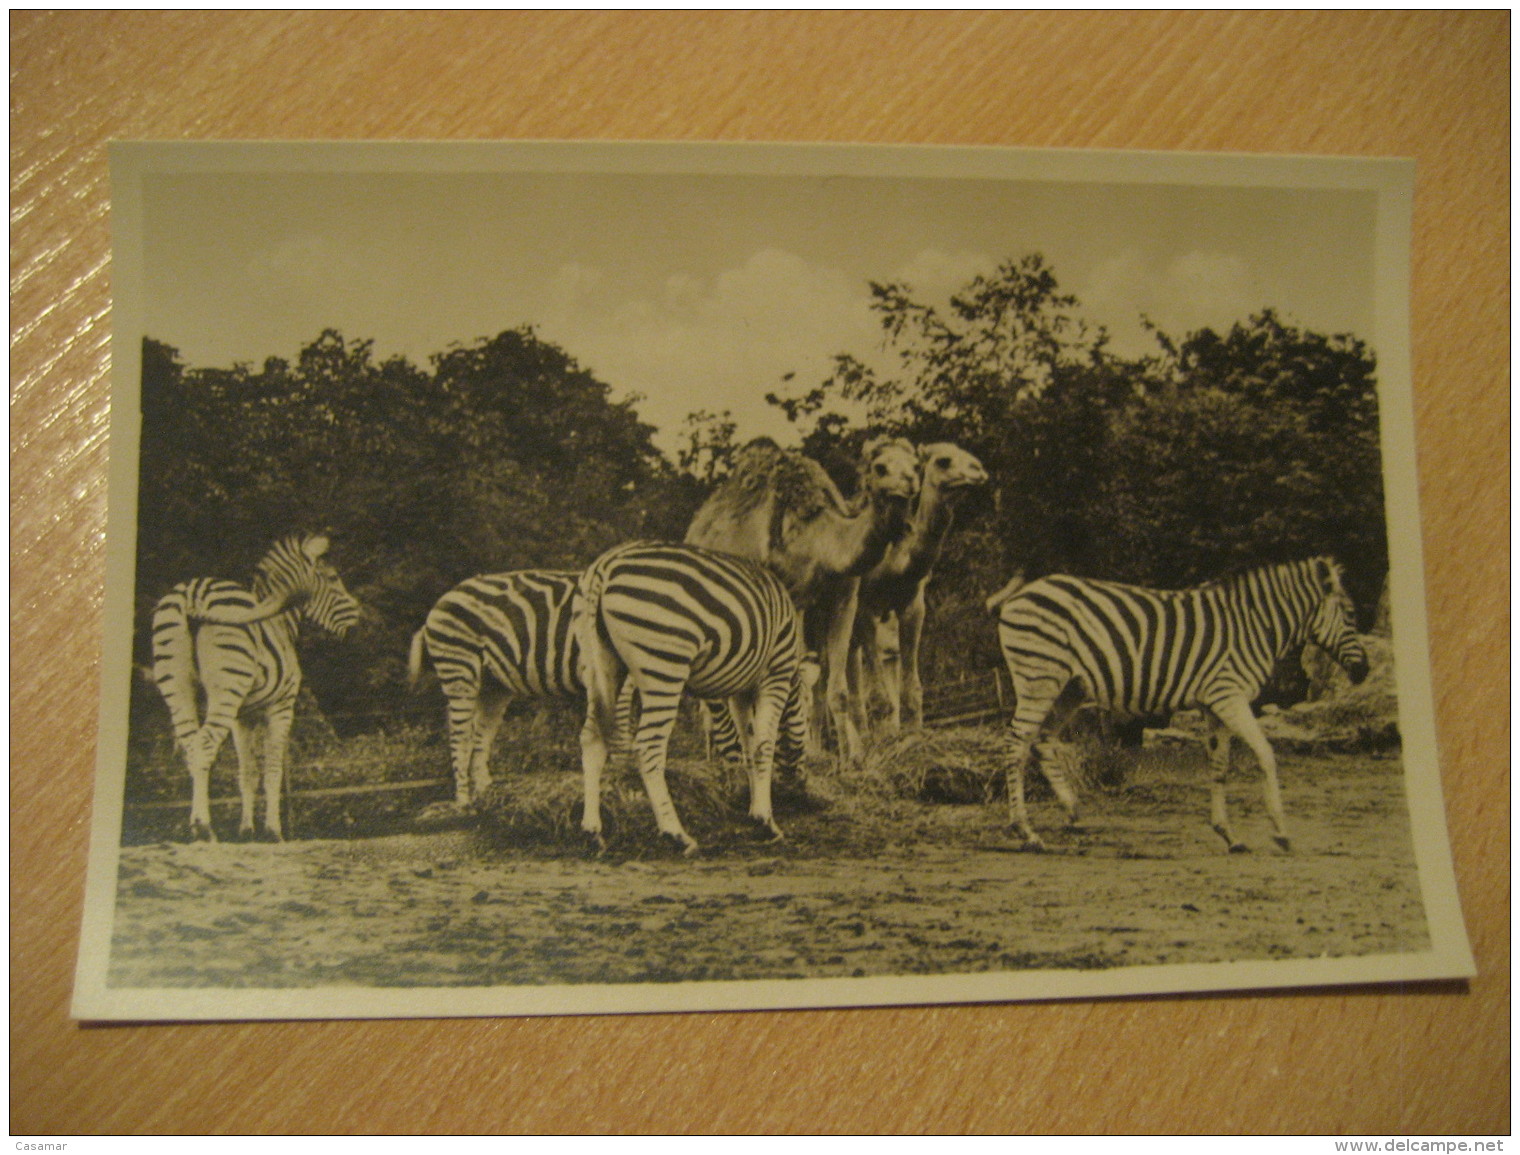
[{"left": 303, "top": 534, "right": 331, "bottom": 562}]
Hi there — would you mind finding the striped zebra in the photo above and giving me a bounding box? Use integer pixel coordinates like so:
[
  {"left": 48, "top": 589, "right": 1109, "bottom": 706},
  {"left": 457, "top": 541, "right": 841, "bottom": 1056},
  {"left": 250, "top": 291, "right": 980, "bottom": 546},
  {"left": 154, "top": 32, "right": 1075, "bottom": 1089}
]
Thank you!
[
  {"left": 408, "top": 570, "right": 583, "bottom": 809},
  {"left": 151, "top": 534, "right": 361, "bottom": 842},
  {"left": 575, "top": 540, "right": 813, "bottom": 856},
  {"left": 992, "top": 556, "right": 1370, "bottom": 853}
]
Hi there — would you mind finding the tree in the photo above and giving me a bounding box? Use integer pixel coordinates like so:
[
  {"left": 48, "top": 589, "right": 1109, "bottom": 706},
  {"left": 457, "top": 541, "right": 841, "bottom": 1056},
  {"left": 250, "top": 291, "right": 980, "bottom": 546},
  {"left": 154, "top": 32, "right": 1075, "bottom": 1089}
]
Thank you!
[
  {"left": 761, "top": 259, "right": 1390, "bottom": 685},
  {"left": 132, "top": 326, "right": 692, "bottom": 732}
]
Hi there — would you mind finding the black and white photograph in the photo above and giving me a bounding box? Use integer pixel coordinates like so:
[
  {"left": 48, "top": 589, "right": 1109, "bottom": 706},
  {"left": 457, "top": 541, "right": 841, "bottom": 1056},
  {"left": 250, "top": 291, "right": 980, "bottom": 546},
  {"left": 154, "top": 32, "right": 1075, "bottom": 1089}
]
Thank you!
[{"left": 73, "top": 141, "right": 1473, "bottom": 1020}]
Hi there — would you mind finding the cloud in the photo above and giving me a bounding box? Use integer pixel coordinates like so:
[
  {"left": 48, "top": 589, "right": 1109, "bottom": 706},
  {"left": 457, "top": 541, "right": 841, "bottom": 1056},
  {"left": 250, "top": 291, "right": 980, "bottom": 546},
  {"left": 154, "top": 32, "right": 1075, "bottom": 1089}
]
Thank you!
[
  {"left": 1079, "top": 248, "right": 1257, "bottom": 355},
  {"left": 246, "top": 234, "right": 360, "bottom": 296},
  {"left": 540, "top": 249, "right": 882, "bottom": 450},
  {"left": 891, "top": 248, "right": 994, "bottom": 301},
  {"left": 1157, "top": 251, "right": 1253, "bottom": 324}
]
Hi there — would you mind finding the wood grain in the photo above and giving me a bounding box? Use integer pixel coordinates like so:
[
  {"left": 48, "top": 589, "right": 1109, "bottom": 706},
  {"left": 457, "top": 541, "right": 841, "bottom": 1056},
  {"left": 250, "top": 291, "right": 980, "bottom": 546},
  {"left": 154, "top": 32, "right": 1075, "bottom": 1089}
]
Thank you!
[{"left": 11, "top": 11, "right": 1508, "bottom": 1135}]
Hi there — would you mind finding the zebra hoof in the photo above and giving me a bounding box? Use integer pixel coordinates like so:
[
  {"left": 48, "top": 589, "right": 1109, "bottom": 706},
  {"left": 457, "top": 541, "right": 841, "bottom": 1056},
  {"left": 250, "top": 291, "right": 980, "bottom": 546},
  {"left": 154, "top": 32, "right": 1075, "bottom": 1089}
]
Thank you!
[
  {"left": 1273, "top": 835, "right": 1292, "bottom": 853},
  {"left": 582, "top": 830, "right": 607, "bottom": 858},
  {"left": 660, "top": 832, "right": 700, "bottom": 858},
  {"left": 1228, "top": 841, "right": 1251, "bottom": 855},
  {"left": 189, "top": 821, "right": 216, "bottom": 844},
  {"left": 255, "top": 828, "right": 284, "bottom": 844},
  {"left": 751, "top": 817, "right": 785, "bottom": 843}
]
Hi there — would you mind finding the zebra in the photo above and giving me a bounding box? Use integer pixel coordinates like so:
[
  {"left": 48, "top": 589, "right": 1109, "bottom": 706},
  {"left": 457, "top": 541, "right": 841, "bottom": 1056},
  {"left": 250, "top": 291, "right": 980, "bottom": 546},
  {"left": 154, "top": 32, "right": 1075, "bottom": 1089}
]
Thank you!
[
  {"left": 992, "top": 556, "right": 1370, "bottom": 853},
  {"left": 150, "top": 533, "right": 361, "bottom": 842},
  {"left": 409, "top": 566, "right": 769, "bottom": 813},
  {"left": 408, "top": 569, "right": 584, "bottom": 809},
  {"left": 574, "top": 540, "right": 813, "bottom": 856}
]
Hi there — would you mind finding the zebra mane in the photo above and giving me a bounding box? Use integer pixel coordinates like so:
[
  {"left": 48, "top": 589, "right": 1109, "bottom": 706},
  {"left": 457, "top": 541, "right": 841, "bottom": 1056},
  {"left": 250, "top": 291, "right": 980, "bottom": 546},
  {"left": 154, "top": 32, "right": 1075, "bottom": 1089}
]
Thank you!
[
  {"left": 1204, "top": 556, "right": 1345, "bottom": 605},
  {"left": 188, "top": 535, "right": 324, "bottom": 626}
]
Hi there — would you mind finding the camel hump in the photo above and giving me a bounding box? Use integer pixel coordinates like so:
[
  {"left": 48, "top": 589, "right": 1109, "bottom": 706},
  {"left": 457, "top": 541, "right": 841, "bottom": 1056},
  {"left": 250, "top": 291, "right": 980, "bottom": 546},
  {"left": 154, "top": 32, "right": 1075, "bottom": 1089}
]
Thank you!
[
  {"left": 686, "top": 438, "right": 853, "bottom": 553},
  {"left": 769, "top": 454, "right": 851, "bottom": 545}
]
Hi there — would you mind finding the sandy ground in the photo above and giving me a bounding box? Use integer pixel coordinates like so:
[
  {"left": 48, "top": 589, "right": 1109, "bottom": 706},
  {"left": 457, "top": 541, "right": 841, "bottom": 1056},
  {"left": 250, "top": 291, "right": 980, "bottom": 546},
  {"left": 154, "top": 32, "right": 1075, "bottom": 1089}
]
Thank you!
[{"left": 104, "top": 748, "right": 1429, "bottom": 990}]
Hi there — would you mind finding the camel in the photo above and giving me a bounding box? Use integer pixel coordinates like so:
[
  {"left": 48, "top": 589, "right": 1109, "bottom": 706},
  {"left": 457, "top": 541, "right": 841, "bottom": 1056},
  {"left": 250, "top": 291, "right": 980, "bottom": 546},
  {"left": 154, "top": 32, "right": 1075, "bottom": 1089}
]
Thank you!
[
  {"left": 685, "top": 435, "right": 920, "bottom": 760},
  {"left": 849, "top": 442, "right": 988, "bottom": 734}
]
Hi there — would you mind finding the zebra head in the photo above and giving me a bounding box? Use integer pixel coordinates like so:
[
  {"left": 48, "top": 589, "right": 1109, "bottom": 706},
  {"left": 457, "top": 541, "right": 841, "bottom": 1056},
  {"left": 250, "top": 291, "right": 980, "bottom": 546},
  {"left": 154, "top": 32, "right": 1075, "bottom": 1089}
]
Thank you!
[
  {"left": 258, "top": 534, "right": 362, "bottom": 639},
  {"left": 1304, "top": 557, "right": 1369, "bottom": 685}
]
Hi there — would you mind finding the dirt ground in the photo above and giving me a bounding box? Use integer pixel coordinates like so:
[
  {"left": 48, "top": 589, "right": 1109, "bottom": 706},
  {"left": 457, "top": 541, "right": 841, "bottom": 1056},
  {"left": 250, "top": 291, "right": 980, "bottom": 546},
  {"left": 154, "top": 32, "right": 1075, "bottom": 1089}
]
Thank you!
[{"left": 105, "top": 747, "right": 1430, "bottom": 989}]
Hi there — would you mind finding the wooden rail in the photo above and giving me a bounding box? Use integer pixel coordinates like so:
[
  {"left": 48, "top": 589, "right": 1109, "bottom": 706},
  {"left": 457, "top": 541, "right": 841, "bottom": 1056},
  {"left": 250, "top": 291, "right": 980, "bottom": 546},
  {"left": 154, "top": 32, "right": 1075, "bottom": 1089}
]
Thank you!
[{"left": 123, "top": 776, "right": 452, "bottom": 813}]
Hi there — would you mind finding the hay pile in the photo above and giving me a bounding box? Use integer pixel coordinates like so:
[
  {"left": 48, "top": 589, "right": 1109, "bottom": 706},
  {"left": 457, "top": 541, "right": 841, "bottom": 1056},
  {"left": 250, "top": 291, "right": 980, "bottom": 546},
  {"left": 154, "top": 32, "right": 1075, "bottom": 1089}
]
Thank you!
[
  {"left": 472, "top": 750, "right": 826, "bottom": 855},
  {"left": 1261, "top": 634, "right": 1401, "bottom": 752},
  {"left": 854, "top": 728, "right": 1037, "bottom": 804}
]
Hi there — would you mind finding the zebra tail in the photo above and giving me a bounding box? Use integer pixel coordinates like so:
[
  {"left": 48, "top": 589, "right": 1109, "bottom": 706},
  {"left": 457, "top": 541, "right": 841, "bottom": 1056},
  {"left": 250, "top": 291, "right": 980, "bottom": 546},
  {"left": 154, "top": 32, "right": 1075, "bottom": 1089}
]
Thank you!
[
  {"left": 985, "top": 572, "right": 1027, "bottom": 614},
  {"left": 150, "top": 591, "right": 202, "bottom": 736},
  {"left": 406, "top": 627, "right": 431, "bottom": 692}
]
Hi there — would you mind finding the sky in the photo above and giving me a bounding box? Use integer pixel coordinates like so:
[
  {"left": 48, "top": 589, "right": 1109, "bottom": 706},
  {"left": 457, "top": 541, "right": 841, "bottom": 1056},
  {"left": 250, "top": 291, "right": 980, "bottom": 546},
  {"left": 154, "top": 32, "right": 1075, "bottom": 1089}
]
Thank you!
[{"left": 140, "top": 162, "right": 1379, "bottom": 456}]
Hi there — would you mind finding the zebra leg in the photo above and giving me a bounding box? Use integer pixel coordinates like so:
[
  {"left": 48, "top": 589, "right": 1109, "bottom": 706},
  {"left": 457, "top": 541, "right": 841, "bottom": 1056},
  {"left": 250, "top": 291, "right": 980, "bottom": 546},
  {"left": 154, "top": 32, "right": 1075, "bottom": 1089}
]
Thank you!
[
  {"left": 259, "top": 703, "right": 295, "bottom": 841},
  {"left": 184, "top": 725, "right": 229, "bottom": 842},
  {"left": 613, "top": 680, "right": 639, "bottom": 770},
  {"left": 745, "top": 682, "right": 789, "bottom": 842},
  {"left": 1033, "top": 690, "right": 1087, "bottom": 829},
  {"left": 576, "top": 631, "right": 625, "bottom": 854},
  {"left": 578, "top": 712, "right": 611, "bottom": 854},
  {"left": 1212, "top": 696, "right": 1291, "bottom": 852},
  {"left": 439, "top": 673, "right": 482, "bottom": 809},
  {"left": 1002, "top": 675, "right": 1064, "bottom": 850},
  {"left": 706, "top": 700, "right": 747, "bottom": 768},
  {"left": 632, "top": 689, "right": 698, "bottom": 856},
  {"left": 466, "top": 684, "right": 511, "bottom": 806},
  {"left": 231, "top": 717, "right": 264, "bottom": 841},
  {"left": 1032, "top": 739, "right": 1084, "bottom": 830},
  {"left": 1204, "top": 710, "right": 1245, "bottom": 852}
]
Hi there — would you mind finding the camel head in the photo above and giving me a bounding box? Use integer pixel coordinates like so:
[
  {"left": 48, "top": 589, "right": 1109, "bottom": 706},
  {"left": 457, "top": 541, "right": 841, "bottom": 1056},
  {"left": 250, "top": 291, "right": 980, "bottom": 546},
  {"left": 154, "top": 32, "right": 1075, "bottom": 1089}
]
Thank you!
[
  {"left": 858, "top": 436, "right": 920, "bottom": 504},
  {"left": 918, "top": 442, "right": 988, "bottom": 496}
]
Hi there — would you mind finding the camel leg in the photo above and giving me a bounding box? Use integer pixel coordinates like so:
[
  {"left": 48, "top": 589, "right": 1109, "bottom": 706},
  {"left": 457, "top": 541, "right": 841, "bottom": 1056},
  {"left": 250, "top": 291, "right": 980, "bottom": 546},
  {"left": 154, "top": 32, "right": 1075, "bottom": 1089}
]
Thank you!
[
  {"left": 898, "top": 594, "right": 926, "bottom": 731},
  {"left": 823, "top": 582, "right": 864, "bottom": 761},
  {"left": 846, "top": 627, "right": 870, "bottom": 738}
]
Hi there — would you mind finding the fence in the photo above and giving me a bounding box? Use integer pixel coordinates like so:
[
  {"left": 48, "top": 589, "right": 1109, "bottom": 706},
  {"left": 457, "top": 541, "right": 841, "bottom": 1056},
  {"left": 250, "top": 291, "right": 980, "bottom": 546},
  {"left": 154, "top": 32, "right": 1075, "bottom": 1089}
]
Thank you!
[
  {"left": 920, "top": 668, "right": 1009, "bottom": 729},
  {"left": 122, "top": 670, "right": 1015, "bottom": 823}
]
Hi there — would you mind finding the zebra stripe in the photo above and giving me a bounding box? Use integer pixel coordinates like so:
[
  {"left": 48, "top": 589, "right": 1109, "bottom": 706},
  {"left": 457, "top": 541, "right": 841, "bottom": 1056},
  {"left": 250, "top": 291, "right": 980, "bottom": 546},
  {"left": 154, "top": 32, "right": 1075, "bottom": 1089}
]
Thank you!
[
  {"left": 995, "top": 556, "right": 1370, "bottom": 852},
  {"left": 408, "top": 570, "right": 582, "bottom": 808},
  {"left": 576, "top": 541, "right": 809, "bottom": 855},
  {"left": 151, "top": 534, "right": 360, "bottom": 841}
]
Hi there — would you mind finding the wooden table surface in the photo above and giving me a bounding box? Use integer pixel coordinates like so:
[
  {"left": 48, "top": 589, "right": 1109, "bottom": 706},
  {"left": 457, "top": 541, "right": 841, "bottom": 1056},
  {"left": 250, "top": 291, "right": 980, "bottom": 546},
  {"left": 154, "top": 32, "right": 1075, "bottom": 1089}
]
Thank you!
[{"left": 11, "top": 12, "right": 1508, "bottom": 1135}]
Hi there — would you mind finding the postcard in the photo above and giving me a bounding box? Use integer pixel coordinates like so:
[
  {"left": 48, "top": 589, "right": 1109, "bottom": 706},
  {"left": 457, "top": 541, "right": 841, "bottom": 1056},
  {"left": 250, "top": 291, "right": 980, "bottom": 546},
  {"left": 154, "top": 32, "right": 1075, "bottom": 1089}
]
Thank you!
[{"left": 73, "top": 141, "right": 1473, "bottom": 1020}]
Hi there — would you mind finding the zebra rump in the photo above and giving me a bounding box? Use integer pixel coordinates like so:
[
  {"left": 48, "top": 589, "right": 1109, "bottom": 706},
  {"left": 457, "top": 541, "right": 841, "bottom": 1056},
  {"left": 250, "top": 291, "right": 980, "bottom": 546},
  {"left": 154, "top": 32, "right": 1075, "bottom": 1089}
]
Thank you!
[
  {"left": 574, "top": 540, "right": 810, "bottom": 855},
  {"left": 151, "top": 533, "right": 359, "bottom": 842},
  {"left": 408, "top": 569, "right": 582, "bottom": 808}
]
